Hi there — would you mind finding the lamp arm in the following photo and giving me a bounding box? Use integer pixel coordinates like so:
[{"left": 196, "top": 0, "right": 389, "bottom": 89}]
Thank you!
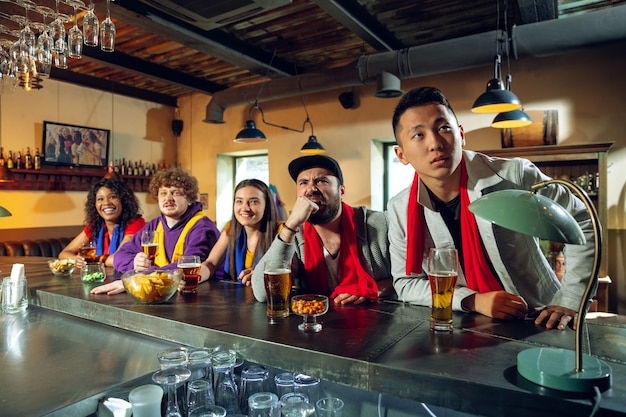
[
  {"left": 532, "top": 179, "right": 602, "bottom": 372},
  {"left": 254, "top": 104, "right": 310, "bottom": 134}
]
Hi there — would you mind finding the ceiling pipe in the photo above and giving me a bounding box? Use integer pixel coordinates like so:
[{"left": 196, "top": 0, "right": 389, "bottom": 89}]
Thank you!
[{"left": 204, "top": 4, "right": 626, "bottom": 124}]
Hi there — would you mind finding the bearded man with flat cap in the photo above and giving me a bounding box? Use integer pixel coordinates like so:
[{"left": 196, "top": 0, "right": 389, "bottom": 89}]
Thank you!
[{"left": 246, "top": 155, "right": 394, "bottom": 305}]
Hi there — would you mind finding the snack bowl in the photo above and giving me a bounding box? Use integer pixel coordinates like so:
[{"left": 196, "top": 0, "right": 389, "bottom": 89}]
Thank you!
[
  {"left": 48, "top": 259, "right": 77, "bottom": 277},
  {"left": 121, "top": 269, "right": 182, "bottom": 304},
  {"left": 291, "top": 294, "right": 329, "bottom": 332},
  {"left": 81, "top": 262, "right": 106, "bottom": 283}
]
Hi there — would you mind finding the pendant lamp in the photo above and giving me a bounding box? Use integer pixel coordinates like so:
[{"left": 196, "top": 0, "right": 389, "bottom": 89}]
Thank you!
[
  {"left": 234, "top": 104, "right": 268, "bottom": 143},
  {"left": 491, "top": 74, "right": 532, "bottom": 128},
  {"left": 471, "top": 55, "right": 521, "bottom": 113}
]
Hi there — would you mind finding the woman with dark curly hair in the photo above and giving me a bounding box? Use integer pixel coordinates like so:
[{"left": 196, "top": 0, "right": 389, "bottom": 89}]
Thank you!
[
  {"left": 200, "top": 179, "right": 282, "bottom": 285},
  {"left": 59, "top": 178, "right": 146, "bottom": 268},
  {"left": 91, "top": 166, "right": 220, "bottom": 295}
]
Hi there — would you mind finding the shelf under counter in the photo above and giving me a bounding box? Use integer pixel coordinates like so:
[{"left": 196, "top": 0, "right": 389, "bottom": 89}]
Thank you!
[{"left": 4, "top": 256, "right": 626, "bottom": 417}]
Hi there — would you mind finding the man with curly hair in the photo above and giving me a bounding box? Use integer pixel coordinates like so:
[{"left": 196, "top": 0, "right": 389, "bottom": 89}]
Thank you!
[{"left": 91, "top": 167, "right": 221, "bottom": 295}]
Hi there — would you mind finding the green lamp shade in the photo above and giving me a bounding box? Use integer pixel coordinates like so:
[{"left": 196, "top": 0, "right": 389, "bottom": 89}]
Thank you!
[
  {"left": 300, "top": 135, "right": 326, "bottom": 154},
  {"left": 491, "top": 109, "right": 532, "bottom": 128},
  {"left": 468, "top": 189, "right": 585, "bottom": 244},
  {"left": 0, "top": 205, "right": 11, "bottom": 217},
  {"left": 234, "top": 120, "right": 267, "bottom": 142},
  {"left": 471, "top": 78, "right": 522, "bottom": 114}
]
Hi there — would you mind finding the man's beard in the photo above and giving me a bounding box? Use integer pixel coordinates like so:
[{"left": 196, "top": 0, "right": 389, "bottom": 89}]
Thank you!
[{"left": 307, "top": 193, "right": 341, "bottom": 225}]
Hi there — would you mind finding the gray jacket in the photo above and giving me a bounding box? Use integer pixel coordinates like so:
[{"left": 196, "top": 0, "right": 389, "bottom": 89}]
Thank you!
[
  {"left": 251, "top": 206, "right": 392, "bottom": 302},
  {"left": 387, "top": 150, "right": 594, "bottom": 312}
]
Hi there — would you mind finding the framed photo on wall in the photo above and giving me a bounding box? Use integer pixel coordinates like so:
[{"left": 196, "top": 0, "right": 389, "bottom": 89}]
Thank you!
[{"left": 42, "top": 121, "right": 110, "bottom": 168}]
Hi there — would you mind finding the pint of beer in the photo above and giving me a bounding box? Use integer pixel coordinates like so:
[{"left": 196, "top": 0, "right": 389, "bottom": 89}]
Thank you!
[
  {"left": 177, "top": 255, "right": 201, "bottom": 294},
  {"left": 427, "top": 248, "right": 459, "bottom": 332},
  {"left": 263, "top": 260, "right": 292, "bottom": 321},
  {"left": 141, "top": 230, "right": 157, "bottom": 265}
]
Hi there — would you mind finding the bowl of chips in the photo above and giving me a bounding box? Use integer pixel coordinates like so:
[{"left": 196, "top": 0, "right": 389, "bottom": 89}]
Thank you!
[
  {"left": 48, "top": 259, "right": 77, "bottom": 277},
  {"left": 121, "top": 269, "right": 182, "bottom": 304}
]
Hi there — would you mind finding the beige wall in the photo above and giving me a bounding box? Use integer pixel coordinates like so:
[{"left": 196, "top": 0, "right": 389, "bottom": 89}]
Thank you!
[{"left": 1, "top": 40, "right": 625, "bottom": 311}]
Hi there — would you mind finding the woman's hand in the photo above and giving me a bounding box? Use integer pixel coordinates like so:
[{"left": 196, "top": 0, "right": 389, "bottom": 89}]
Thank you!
[
  {"left": 238, "top": 268, "right": 253, "bottom": 286},
  {"left": 90, "top": 280, "right": 125, "bottom": 295}
]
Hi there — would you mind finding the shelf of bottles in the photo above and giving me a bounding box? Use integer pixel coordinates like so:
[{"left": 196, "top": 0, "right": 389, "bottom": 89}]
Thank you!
[{"left": 1, "top": 148, "right": 158, "bottom": 193}]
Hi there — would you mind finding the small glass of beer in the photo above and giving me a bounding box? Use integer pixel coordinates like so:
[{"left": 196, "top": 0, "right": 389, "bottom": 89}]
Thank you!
[
  {"left": 263, "top": 260, "right": 293, "bottom": 323},
  {"left": 141, "top": 230, "right": 158, "bottom": 265},
  {"left": 427, "top": 248, "right": 459, "bottom": 332},
  {"left": 177, "top": 255, "right": 202, "bottom": 294},
  {"left": 80, "top": 239, "right": 97, "bottom": 262}
]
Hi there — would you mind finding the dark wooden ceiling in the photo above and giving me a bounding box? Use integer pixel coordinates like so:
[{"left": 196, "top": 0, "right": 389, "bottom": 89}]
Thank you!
[{"left": 1, "top": 0, "right": 625, "bottom": 106}]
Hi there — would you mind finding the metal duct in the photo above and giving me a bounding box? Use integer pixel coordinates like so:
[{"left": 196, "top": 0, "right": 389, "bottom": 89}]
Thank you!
[{"left": 204, "top": 4, "right": 626, "bottom": 124}]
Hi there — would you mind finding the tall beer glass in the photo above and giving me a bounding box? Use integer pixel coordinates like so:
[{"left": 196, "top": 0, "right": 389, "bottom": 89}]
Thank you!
[
  {"left": 427, "top": 248, "right": 459, "bottom": 332},
  {"left": 263, "top": 260, "right": 292, "bottom": 322},
  {"left": 141, "top": 230, "right": 157, "bottom": 265}
]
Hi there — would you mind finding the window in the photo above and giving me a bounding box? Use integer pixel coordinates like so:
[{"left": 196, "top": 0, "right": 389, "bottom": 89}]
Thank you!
[
  {"left": 371, "top": 140, "right": 414, "bottom": 211},
  {"left": 216, "top": 153, "right": 269, "bottom": 228},
  {"left": 384, "top": 143, "right": 414, "bottom": 207}
]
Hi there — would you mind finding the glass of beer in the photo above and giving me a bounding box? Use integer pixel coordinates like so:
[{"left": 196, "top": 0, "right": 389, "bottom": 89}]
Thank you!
[
  {"left": 177, "top": 255, "right": 201, "bottom": 294},
  {"left": 141, "top": 230, "right": 158, "bottom": 265},
  {"left": 263, "top": 260, "right": 292, "bottom": 323},
  {"left": 427, "top": 248, "right": 459, "bottom": 332},
  {"left": 80, "top": 239, "right": 97, "bottom": 262}
]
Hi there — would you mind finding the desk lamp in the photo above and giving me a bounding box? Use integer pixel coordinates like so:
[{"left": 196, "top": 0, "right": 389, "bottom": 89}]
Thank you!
[{"left": 468, "top": 179, "right": 612, "bottom": 393}]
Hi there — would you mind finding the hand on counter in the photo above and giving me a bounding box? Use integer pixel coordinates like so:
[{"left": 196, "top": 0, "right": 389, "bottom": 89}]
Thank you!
[
  {"left": 90, "top": 280, "right": 125, "bottom": 295},
  {"left": 529, "top": 305, "right": 578, "bottom": 330}
]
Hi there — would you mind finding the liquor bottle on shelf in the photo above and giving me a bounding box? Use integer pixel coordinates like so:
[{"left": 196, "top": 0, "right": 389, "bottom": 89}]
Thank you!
[
  {"left": 0, "top": 147, "right": 5, "bottom": 166},
  {"left": 24, "top": 147, "right": 33, "bottom": 170},
  {"left": 34, "top": 148, "right": 41, "bottom": 170},
  {"left": 6, "top": 151, "right": 14, "bottom": 169},
  {"left": 15, "top": 151, "right": 22, "bottom": 169}
]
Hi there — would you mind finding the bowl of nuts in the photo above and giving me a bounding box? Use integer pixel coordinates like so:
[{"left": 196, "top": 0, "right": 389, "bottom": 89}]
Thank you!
[
  {"left": 121, "top": 269, "right": 182, "bottom": 304},
  {"left": 48, "top": 259, "right": 77, "bottom": 277},
  {"left": 291, "top": 294, "right": 329, "bottom": 332}
]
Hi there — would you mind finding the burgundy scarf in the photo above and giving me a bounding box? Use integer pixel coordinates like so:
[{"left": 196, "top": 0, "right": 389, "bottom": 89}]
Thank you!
[
  {"left": 405, "top": 159, "right": 503, "bottom": 293},
  {"left": 303, "top": 203, "right": 379, "bottom": 300}
]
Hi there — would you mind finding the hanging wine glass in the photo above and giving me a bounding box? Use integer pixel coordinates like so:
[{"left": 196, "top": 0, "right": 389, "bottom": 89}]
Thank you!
[
  {"left": 49, "top": 0, "right": 68, "bottom": 54},
  {"left": 35, "top": 6, "right": 55, "bottom": 78},
  {"left": 66, "top": 0, "right": 85, "bottom": 59},
  {"left": 82, "top": 1, "right": 98, "bottom": 47},
  {"left": 100, "top": 0, "right": 115, "bottom": 52}
]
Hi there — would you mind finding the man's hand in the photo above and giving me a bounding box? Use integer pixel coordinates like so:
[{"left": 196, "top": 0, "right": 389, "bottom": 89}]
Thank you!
[
  {"left": 332, "top": 293, "right": 368, "bottom": 305},
  {"left": 133, "top": 252, "right": 151, "bottom": 271},
  {"left": 288, "top": 196, "right": 319, "bottom": 228},
  {"left": 529, "top": 305, "right": 578, "bottom": 330},
  {"left": 463, "top": 291, "right": 529, "bottom": 320}
]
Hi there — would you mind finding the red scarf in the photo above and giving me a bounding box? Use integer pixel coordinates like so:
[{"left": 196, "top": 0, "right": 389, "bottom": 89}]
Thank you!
[
  {"left": 303, "top": 203, "right": 379, "bottom": 300},
  {"left": 405, "top": 159, "right": 503, "bottom": 293}
]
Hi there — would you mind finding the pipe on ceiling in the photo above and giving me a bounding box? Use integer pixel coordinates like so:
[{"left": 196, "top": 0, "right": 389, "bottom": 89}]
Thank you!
[{"left": 204, "top": 4, "right": 626, "bottom": 124}]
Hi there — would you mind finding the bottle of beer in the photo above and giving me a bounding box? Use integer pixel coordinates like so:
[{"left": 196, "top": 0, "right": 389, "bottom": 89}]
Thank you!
[
  {"left": 34, "top": 148, "right": 41, "bottom": 170},
  {"left": 24, "top": 147, "right": 33, "bottom": 170},
  {"left": 6, "top": 151, "right": 14, "bottom": 169}
]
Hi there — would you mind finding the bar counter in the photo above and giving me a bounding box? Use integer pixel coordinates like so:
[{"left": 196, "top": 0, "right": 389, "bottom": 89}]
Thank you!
[{"left": 2, "top": 256, "right": 626, "bottom": 417}]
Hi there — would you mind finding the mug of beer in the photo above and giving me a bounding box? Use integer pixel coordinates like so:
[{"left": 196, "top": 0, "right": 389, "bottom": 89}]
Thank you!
[
  {"left": 141, "top": 230, "right": 158, "bottom": 265},
  {"left": 80, "top": 239, "right": 97, "bottom": 262},
  {"left": 427, "top": 248, "right": 459, "bottom": 332},
  {"left": 177, "top": 255, "right": 201, "bottom": 294},
  {"left": 263, "top": 260, "right": 292, "bottom": 322}
]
